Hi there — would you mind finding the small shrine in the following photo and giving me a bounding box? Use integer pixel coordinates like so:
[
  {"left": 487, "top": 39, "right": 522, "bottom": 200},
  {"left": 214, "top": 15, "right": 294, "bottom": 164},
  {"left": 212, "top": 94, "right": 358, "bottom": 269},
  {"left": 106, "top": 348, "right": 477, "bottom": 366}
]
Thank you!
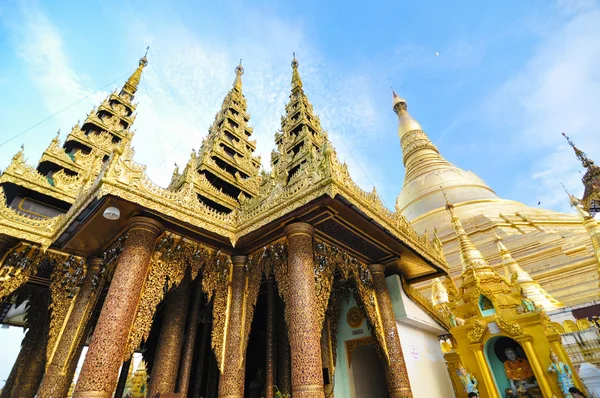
[{"left": 433, "top": 198, "right": 588, "bottom": 398}]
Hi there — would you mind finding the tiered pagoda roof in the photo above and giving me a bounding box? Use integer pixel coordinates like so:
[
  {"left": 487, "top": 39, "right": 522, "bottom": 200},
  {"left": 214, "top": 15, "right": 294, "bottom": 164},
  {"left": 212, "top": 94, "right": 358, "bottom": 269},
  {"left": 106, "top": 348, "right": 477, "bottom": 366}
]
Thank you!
[
  {"left": 0, "top": 52, "right": 148, "bottom": 218},
  {"left": 169, "top": 62, "right": 261, "bottom": 213}
]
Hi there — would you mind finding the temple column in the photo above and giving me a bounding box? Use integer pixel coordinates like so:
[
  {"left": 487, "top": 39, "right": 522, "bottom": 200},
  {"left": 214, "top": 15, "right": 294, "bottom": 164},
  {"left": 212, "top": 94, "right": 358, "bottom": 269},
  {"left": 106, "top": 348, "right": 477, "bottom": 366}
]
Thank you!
[
  {"left": 468, "top": 343, "right": 500, "bottom": 398},
  {"left": 277, "top": 298, "right": 291, "bottom": 396},
  {"left": 265, "top": 277, "right": 277, "bottom": 398},
  {"left": 192, "top": 302, "right": 212, "bottom": 398},
  {"left": 284, "top": 222, "right": 325, "bottom": 398},
  {"left": 177, "top": 274, "right": 204, "bottom": 396},
  {"left": 38, "top": 257, "right": 104, "bottom": 398},
  {"left": 7, "top": 287, "right": 50, "bottom": 398},
  {"left": 518, "top": 337, "right": 554, "bottom": 397},
  {"left": 113, "top": 355, "right": 132, "bottom": 398},
  {"left": 12, "top": 318, "right": 49, "bottom": 398},
  {"left": 148, "top": 271, "right": 192, "bottom": 397},
  {"left": 320, "top": 318, "right": 334, "bottom": 397},
  {"left": 218, "top": 255, "right": 248, "bottom": 398},
  {"left": 74, "top": 216, "right": 164, "bottom": 398},
  {"left": 367, "top": 264, "right": 412, "bottom": 398}
]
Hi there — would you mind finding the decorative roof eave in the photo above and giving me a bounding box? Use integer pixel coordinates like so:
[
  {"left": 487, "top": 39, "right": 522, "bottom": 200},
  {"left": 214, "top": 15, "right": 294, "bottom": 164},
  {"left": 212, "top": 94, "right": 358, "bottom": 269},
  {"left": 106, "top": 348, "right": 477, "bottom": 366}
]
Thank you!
[
  {"left": 66, "top": 128, "right": 116, "bottom": 155},
  {"left": 193, "top": 173, "right": 239, "bottom": 210},
  {"left": 38, "top": 149, "right": 82, "bottom": 174},
  {"left": 109, "top": 91, "right": 137, "bottom": 112},
  {"left": 197, "top": 159, "right": 259, "bottom": 196},
  {"left": 0, "top": 167, "right": 77, "bottom": 204},
  {"left": 0, "top": 191, "right": 60, "bottom": 248}
]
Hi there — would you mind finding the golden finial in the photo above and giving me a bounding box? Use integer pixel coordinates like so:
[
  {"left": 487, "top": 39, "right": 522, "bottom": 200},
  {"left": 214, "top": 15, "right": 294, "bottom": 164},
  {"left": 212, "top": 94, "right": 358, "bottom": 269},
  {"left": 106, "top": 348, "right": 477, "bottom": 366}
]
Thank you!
[
  {"left": 121, "top": 47, "right": 149, "bottom": 98},
  {"left": 441, "top": 187, "right": 454, "bottom": 211},
  {"left": 233, "top": 59, "right": 244, "bottom": 91},
  {"left": 392, "top": 87, "right": 407, "bottom": 114},
  {"left": 563, "top": 132, "right": 595, "bottom": 168},
  {"left": 561, "top": 183, "right": 582, "bottom": 207},
  {"left": 291, "top": 52, "right": 302, "bottom": 90}
]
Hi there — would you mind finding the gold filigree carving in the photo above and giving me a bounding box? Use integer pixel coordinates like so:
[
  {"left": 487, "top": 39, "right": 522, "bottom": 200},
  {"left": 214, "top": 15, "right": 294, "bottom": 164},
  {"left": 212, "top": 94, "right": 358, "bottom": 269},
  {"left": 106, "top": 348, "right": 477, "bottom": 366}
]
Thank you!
[
  {"left": 125, "top": 233, "right": 210, "bottom": 357},
  {"left": 467, "top": 319, "right": 486, "bottom": 343}
]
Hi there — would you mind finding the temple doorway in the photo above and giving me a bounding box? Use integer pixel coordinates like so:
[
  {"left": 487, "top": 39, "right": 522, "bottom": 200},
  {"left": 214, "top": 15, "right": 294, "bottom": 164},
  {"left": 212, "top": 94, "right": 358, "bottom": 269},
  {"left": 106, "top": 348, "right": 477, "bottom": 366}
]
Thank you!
[
  {"left": 347, "top": 338, "right": 387, "bottom": 398},
  {"left": 484, "top": 336, "right": 541, "bottom": 398}
]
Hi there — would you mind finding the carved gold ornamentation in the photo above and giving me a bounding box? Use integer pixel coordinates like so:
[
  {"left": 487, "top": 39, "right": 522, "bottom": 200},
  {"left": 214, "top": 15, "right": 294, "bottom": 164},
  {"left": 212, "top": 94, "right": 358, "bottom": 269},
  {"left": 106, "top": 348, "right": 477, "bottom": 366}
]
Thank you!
[
  {"left": 494, "top": 315, "right": 523, "bottom": 336},
  {"left": 47, "top": 256, "right": 86, "bottom": 364},
  {"left": 467, "top": 319, "right": 487, "bottom": 343},
  {"left": 126, "top": 233, "right": 210, "bottom": 357},
  {"left": 346, "top": 307, "right": 364, "bottom": 328}
]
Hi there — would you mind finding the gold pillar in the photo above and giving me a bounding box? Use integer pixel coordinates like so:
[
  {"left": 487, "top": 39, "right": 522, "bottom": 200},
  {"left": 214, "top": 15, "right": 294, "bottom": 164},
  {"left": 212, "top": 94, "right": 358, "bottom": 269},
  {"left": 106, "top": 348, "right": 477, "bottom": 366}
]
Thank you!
[
  {"left": 177, "top": 274, "right": 204, "bottom": 396},
  {"left": 284, "top": 222, "right": 325, "bottom": 398},
  {"left": 265, "top": 277, "right": 277, "bottom": 398},
  {"left": 468, "top": 344, "right": 500, "bottom": 398},
  {"left": 148, "top": 272, "right": 192, "bottom": 397},
  {"left": 367, "top": 264, "right": 412, "bottom": 398},
  {"left": 320, "top": 318, "right": 334, "bottom": 397},
  {"left": 518, "top": 338, "right": 554, "bottom": 398},
  {"left": 277, "top": 297, "right": 291, "bottom": 396},
  {"left": 218, "top": 255, "right": 248, "bottom": 398},
  {"left": 74, "top": 216, "right": 163, "bottom": 398},
  {"left": 7, "top": 286, "right": 50, "bottom": 398},
  {"left": 38, "top": 257, "right": 104, "bottom": 398}
]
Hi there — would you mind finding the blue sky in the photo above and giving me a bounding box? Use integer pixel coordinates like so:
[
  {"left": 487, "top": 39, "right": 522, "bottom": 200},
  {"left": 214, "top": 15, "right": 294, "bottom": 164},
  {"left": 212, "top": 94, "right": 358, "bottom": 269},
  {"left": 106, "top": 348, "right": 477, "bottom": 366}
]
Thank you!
[{"left": 1, "top": 0, "right": 600, "bottom": 383}]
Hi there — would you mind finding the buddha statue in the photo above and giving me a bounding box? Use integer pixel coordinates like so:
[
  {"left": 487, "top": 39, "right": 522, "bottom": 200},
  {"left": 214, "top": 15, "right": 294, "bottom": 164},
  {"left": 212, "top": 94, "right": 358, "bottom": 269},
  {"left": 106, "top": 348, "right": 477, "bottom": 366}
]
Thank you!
[
  {"left": 547, "top": 350, "right": 575, "bottom": 398},
  {"left": 457, "top": 364, "right": 478, "bottom": 394},
  {"left": 503, "top": 348, "right": 535, "bottom": 397}
]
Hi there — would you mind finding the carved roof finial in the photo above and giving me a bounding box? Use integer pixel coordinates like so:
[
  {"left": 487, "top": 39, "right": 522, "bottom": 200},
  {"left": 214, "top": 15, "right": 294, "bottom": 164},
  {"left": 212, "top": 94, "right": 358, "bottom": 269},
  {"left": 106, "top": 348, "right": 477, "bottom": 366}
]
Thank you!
[
  {"left": 121, "top": 47, "right": 149, "bottom": 98},
  {"left": 563, "top": 132, "right": 595, "bottom": 169},
  {"left": 234, "top": 59, "right": 244, "bottom": 91},
  {"left": 291, "top": 52, "right": 302, "bottom": 90}
]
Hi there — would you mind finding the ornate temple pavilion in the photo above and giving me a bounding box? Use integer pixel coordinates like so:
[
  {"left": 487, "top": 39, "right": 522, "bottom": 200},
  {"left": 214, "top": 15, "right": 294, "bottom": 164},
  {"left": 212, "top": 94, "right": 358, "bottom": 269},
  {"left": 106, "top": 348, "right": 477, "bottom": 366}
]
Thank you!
[{"left": 1, "top": 50, "right": 599, "bottom": 398}]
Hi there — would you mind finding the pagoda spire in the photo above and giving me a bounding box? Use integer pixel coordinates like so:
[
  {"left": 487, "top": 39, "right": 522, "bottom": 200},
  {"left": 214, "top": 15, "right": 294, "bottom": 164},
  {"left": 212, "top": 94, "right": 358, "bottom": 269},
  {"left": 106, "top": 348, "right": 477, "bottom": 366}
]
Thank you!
[
  {"left": 121, "top": 47, "right": 149, "bottom": 100},
  {"left": 270, "top": 54, "right": 328, "bottom": 183},
  {"left": 444, "top": 193, "right": 511, "bottom": 303},
  {"left": 562, "top": 132, "right": 600, "bottom": 215},
  {"left": 392, "top": 92, "right": 453, "bottom": 184},
  {"left": 182, "top": 61, "right": 261, "bottom": 213},
  {"left": 234, "top": 59, "right": 243, "bottom": 91},
  {"left": 493, "top": 231, "right": 562, "bottom": 310}
]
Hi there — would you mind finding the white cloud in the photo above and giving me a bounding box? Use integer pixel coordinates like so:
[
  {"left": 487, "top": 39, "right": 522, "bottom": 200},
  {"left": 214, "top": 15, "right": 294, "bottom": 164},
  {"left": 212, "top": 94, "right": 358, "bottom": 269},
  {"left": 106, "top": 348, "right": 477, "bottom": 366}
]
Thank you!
[
  {"left": 123, "top": 6, "right": 388, "bottom": 194},
  {"left": 488, "top": 6, "right": 600, "bottom": 213}
]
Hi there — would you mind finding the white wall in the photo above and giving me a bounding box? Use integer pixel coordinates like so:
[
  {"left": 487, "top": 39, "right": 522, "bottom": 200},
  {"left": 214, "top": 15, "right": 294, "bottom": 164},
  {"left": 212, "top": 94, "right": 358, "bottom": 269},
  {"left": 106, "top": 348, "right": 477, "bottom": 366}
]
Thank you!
[
  {"left": 386, "top": 275, "right": 454, "bottom": 398},
  {"left": 333, "top": 275, "right": 454, "bottom": 398}
]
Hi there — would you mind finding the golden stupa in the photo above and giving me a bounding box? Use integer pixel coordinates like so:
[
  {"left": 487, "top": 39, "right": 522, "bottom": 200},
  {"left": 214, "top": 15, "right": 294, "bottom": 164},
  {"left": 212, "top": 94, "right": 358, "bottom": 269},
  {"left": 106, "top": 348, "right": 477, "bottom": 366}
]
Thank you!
[{"left": 391, "top": 93, "right": 600, "bottom": 306}]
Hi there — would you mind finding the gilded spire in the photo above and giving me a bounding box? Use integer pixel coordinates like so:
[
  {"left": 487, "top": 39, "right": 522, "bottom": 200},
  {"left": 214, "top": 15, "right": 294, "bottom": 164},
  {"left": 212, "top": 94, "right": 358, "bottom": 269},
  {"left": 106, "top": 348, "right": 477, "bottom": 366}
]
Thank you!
[
  {"left": 234, "top": 59, "right": 244, "bottom": 92},
  {"left": 444, "top": 192, "right": 511, "bottom": 302},
  {"left": 394, "top": 93, "right": 498, "bottom": 220},
  {"left": 121, "top": 47, "right": 149, "bottom": 98},
  {"left": 493, "top": 231, "right": 562, "bottom": 310},
  {"left": 563, "top": 132, "right": 600, "bottom": 215},
  {"left": 563, "top": 132, "right": 595, "bottom": 169},
  {"left": 291, "top": 52, "right": 302, "bottom": 90},
  {"left": 445, "top": 197, "right": 488, "bottom": 272}
]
